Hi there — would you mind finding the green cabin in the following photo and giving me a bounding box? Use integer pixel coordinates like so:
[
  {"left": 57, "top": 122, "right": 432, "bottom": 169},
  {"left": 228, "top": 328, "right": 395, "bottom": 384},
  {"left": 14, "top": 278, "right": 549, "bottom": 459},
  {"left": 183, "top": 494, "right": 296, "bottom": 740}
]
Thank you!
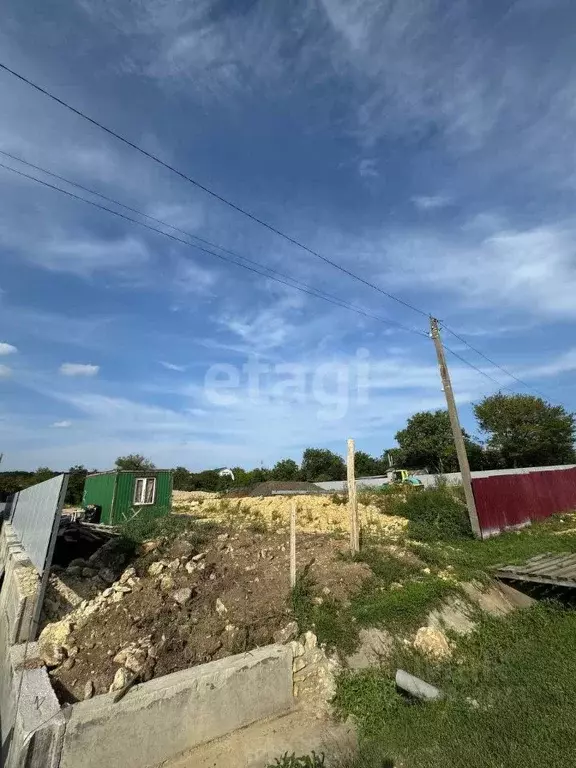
[{"left": 82, "top": 469, "right": 173, "bottom": 525}]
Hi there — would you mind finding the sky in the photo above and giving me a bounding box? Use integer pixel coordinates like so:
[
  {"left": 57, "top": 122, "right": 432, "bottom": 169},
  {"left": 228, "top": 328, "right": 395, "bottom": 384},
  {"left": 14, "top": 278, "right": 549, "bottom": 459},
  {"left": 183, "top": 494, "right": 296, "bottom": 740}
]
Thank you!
[{"left": 1, "top": 0, "right": 576, "bottom": 471}]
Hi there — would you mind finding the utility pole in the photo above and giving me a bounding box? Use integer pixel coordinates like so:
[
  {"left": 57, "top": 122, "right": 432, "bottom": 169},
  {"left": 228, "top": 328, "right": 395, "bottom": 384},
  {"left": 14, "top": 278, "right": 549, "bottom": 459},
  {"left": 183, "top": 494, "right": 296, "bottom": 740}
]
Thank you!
[
  {"left": 430, "top": 318, "right": 482, "bottom": 539},
  {"left": 347, "top": 438, "right": 359, "bottom": 553}
]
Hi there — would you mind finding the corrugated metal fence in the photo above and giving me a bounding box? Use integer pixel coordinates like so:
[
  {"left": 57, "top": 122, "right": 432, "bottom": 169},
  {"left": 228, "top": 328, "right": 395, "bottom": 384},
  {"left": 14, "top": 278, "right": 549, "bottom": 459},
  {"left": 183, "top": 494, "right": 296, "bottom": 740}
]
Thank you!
[{"left": 472, "top": 467, "right": 576, "bottom": 537}]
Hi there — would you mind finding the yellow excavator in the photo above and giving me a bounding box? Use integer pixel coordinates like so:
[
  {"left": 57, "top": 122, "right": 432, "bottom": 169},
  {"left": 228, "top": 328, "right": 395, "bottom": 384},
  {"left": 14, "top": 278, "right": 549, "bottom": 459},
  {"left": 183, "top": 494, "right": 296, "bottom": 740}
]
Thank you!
[{"left": 387, "top": 469, "right": 423, "bottom": 487}]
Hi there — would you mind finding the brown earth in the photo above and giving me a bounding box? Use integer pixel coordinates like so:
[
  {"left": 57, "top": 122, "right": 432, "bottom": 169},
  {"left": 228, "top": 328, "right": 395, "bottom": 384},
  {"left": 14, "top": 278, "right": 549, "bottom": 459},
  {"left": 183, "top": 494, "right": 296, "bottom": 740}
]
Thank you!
[{"left": 47, "top": 525, "right": 371, "bottom": 704}]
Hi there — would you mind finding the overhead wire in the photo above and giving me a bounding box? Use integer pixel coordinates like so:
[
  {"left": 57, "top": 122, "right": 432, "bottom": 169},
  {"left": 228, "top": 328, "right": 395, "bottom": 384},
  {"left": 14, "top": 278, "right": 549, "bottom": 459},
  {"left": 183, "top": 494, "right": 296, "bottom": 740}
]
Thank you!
[
  {"left": 0, "top": 154, "right": 544, "bottom": 394},
  {"left": 0, "top": 60, "right": 554, "bottom": 397},
  {"left": 0, "top": 157, "right": 429, "bottom": 338},
  {"left": 0, "top": 61, "right": 430, "bottom": 318},
  {"left": 440, "top": 322, "right": 550, "bottom": 400}
]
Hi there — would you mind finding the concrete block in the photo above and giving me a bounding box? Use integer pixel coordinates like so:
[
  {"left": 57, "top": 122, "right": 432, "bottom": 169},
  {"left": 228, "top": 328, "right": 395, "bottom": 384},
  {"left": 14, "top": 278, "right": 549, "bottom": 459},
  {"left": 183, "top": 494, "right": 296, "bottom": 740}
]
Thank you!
[
  {"left": 61, "top": 644, "right": 293, "bottom": 768},
  {"left": 1, "top": 643, "right": 65, "bottom": 768},
  {"left": 0, "top": 557, "right": 40, "bottom": 644}
]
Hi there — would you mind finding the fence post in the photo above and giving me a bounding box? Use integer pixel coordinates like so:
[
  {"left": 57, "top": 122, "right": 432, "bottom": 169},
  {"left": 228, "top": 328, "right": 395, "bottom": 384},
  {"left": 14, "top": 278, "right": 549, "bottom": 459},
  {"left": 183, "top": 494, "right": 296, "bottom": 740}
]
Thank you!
[
  {"left": 347, "top": 438, "right": 359, "bottom": 553},
  {"left": 290, "top": 500, "right": 297, "bottom": 589}
]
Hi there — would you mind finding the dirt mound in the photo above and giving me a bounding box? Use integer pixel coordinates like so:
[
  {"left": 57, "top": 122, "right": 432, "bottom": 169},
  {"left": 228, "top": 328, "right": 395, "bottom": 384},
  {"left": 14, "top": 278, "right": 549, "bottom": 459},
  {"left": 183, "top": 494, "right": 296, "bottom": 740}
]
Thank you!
[
  {"left": 174, "top": 493, "right": 408, "bottom": 538},
  {"left": 44, "top": 526, "right": 371, "bottom": 704}
]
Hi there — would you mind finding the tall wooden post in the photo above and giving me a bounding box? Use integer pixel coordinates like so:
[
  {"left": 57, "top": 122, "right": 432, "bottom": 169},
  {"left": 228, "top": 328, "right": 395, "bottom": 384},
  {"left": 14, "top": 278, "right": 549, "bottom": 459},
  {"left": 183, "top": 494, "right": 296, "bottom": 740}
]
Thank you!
[
  {"left": 347, "top": 438, "right": 360, "bottom": 553},
  {"left": 290, "top": 501, "right": 297, "bottom": 588},
  {"left": 430, "top": 317, "right": 482, "bottom": 539}
]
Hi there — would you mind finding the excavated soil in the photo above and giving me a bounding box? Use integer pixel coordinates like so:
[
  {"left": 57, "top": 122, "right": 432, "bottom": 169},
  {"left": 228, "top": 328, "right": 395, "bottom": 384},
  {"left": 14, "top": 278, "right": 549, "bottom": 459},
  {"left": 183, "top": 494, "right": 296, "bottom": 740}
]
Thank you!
[
  {"left": 172, "top": 492, "right": 408, "bottom": 538},
  {"left": 47, "top": 525, "right": 371, "bottom": 704}
]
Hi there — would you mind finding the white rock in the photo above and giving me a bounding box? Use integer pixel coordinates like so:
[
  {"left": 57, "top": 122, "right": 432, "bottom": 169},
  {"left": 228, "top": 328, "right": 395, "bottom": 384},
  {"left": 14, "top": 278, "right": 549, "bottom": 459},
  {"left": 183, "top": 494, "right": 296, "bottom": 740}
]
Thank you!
[
  {"left": 120, "top": 567, "right": 136, "bottom": 584},
  {"left": 148, "top": 561, "right": 167, "bottom": 577},
  {"left": 83, "top": 680, "right": 95, "bottom": 699},
  {"left": 413, "top": 626, "right": 452, "bottom": 660},
  {"left": 191, "top": 552, "right": 206, "bottom": 562},
  {"left": 39, "top": 619, "right": 73, "bottom": 649},
  {"left": 303, "top": 631, "right": 317, "bottom": 651},
  {"left": 160, "top": 574, "right": 175, "bottom": 591},
  {"left": 185, "top": 562, "right": 197, "bottom": 574},
  {"left": 109, "top": 667, "right": 130, "bottom": 692},
  {"left": 168, "top": 558, "right": 180, "bottom": 572},
  {"left": 289, "top": 641, "right": 305, "bottom": 658},
  {"left": 172, "top": 587, "right": 192, "bottom": 606},
  {"left": 215, "top": 598, "right": 227, "bottom": 616},
  {"left": 273, "top": 621, "right": 299, "bottom": 644}
]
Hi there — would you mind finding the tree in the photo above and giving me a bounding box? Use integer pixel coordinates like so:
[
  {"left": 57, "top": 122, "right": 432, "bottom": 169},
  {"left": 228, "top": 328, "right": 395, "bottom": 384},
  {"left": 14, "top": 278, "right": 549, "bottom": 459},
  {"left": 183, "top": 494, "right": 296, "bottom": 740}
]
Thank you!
[
  {"left": 33, "top": 466, "right": 56, "bottom": 484},
  {"left": 172, "top": 466, "right": 192, "bottom": 491},
  {"left": 395, "top": 410, "right": 482, "bottom": 473},
  {"left": 271, "top": 458, "right": 301, "bottom": 481},
  {"left": 300, "top": 448, "right": 346, "bottom": 482},
  {"left": 65, "top": 465, "right": 88, "bottom": 506},
  {"left": 474, "top": 393, "right": 576, "bottom": 468},
  {"left": 115, "top": 454, "right": 156, "bottom": 471},
  {"left": 354, "top": 451, "right": 382, "bottom": 477}
]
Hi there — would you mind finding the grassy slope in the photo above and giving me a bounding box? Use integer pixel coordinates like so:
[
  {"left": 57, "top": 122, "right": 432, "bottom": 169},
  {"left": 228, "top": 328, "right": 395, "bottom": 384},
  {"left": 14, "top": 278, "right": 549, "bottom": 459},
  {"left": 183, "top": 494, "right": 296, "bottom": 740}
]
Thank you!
[{"left": 335, "top": 511, "right": 576, "bottom": 768}]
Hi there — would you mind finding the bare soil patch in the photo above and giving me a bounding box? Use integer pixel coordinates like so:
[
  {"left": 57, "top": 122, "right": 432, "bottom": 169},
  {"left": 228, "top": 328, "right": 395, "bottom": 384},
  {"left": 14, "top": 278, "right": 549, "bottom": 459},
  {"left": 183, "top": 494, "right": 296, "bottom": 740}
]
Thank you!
[{"left": 48, "top": 526, "right": 371, "bottom": 703}]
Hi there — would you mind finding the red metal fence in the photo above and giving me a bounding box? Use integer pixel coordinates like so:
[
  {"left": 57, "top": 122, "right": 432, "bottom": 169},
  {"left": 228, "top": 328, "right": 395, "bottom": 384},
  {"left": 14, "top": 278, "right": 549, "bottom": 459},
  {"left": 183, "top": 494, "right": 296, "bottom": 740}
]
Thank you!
[{"left": 472, "top": 467, "right": 576, "bottom": 537}]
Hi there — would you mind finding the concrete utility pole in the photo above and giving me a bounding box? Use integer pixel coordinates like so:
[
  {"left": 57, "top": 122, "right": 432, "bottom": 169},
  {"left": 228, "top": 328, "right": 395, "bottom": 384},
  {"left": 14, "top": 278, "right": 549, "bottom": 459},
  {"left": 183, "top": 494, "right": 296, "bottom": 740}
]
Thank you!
[
  {"left": 347, "top": 438, "right": 360, "bottom": 553},
  {"left": 430, "top": 317, "right": 482, "bottom": 539}
]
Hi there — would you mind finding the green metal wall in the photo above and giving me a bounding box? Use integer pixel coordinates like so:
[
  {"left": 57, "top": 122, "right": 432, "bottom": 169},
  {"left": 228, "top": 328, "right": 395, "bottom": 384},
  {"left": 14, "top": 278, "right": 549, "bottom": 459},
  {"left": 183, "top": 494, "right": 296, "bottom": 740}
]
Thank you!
[
  {"left": 111, "top": 471, "right": 173, "bottom": 525},
  {"left": 82, "top": 473, "right": 117, "bottom": 525}
]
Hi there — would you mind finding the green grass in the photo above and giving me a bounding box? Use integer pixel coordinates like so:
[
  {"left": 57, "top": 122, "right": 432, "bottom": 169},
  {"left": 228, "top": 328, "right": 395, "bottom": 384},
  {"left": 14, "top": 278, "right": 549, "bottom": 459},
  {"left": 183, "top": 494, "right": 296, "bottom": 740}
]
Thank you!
[
  {"left": 290, "top": 569, "right": 359, "bottom": 654},
  {"left": 335, "top": 603, "right": 576, "bottom": 767},
  {"left": 352, "top": 577, "right": 458, "bottom": 631},
  {"left": 410, "top": 515, "right": 576, "bottom": 580}
]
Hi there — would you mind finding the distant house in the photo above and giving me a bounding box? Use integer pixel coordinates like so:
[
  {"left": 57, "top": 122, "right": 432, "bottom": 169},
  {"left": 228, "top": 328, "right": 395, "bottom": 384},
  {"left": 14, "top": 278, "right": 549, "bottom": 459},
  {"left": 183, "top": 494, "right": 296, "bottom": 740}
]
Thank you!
[{"left": 82, "top": 469, "right": 173, "bottom": 525}]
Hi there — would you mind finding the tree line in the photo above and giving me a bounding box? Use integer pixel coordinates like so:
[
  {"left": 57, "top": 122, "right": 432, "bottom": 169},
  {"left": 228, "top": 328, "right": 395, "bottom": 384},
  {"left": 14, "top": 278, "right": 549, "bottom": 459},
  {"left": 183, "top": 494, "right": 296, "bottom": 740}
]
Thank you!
[{"left": 1, "top": 393, "right": 574, "bottom": 499}]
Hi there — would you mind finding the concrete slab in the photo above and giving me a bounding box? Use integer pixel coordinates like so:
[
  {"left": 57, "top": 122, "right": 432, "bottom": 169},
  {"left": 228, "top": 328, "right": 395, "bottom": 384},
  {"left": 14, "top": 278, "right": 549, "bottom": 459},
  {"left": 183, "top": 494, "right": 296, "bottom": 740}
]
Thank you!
[
  {"left": 159, "top": 709, "right": 357, "bottom": 768},
  {"left": 61, "top": 644, "right": 294, "bottom": 768}
]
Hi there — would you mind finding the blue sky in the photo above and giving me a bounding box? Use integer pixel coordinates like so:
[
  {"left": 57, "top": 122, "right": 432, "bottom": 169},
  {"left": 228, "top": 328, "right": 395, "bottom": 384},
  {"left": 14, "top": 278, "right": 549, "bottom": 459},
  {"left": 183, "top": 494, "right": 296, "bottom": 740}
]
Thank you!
[{"left": 1, "top": 0, "right": 576, "bottom": 471}]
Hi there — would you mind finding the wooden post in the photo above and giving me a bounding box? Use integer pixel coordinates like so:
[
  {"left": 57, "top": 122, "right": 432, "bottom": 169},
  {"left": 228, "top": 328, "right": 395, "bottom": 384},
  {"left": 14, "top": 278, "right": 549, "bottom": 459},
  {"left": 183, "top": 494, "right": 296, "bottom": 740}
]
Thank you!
[
  {"left": 430, "top": 317, "right": 482, "bottom": 539},
  {"left": 290, "top": 500, "right": 297, "bottom": 589},
  {"left": 347, "top": 438, "right": 359, "bottom": 553}
]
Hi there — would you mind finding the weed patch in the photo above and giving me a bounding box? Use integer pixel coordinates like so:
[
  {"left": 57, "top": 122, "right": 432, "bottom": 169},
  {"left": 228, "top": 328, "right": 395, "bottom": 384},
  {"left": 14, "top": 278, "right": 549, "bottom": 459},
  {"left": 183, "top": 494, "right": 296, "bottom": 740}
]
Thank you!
[
  {"left": 119, "top": 514, "right": 215, "bottom": 546},
  {"left": 387, "top": 486, "right": 471, "bottom": 541},
  {"left": 290, "top": 569, "right": 359, "bottom": 653},
  {"left": 266, "top": 753, "right": 325, "bottom": 768}
]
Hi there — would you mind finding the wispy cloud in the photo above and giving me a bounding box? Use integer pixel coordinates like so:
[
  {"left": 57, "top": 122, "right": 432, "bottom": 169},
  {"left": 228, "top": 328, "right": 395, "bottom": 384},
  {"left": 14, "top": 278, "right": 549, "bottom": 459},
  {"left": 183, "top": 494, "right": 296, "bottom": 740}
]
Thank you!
[
  {"left": 59, "top": 363, "right": 100, "bottom": 377},
  {"left": 0, "top": 364, "right": 12, "bottom": 379},
  {"left": 160, "top": 361, "right": 187, "bottom": 372},
  {"left": 412, "top": 195, "right": 452, "bottom": 210},
  {"left": 0, "top": 342, "right": 17, "bottom": 355},
  {"left": 51, "top": 420, "right": 72, "bottom": 428}
]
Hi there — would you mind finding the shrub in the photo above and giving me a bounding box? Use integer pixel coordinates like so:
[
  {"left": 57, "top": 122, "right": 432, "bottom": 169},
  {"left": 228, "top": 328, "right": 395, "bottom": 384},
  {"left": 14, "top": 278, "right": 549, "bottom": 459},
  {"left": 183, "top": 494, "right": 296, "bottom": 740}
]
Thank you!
[{"left": 388, "top": 486, "right": 471, "bottom": 541}]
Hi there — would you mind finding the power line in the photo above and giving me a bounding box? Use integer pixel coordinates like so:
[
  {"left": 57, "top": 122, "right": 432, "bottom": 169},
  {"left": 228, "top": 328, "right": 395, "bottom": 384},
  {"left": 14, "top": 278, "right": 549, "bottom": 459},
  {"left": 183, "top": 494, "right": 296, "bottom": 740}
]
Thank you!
[
  {"left": 0, "top": 61, "right": 430, "bottom": 318},
  {"left": 440, "top": 322, "right": 549, "bottom": 400},
  {"left": 443, "top": 342, "right": 517, "bottom": 394},
  {"left": 0, "top": 156, "right": 551, "bottom": 399},
  {"left": 0, "top": 158, "right": 428, "bottom": 338}
]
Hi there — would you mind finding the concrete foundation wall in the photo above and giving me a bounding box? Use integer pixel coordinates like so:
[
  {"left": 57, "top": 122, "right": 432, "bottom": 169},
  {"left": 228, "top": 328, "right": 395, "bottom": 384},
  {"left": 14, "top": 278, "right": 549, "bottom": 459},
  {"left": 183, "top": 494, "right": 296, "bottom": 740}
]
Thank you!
[{"left": 61, "top": 644, "right": 293, "bottom": 768}]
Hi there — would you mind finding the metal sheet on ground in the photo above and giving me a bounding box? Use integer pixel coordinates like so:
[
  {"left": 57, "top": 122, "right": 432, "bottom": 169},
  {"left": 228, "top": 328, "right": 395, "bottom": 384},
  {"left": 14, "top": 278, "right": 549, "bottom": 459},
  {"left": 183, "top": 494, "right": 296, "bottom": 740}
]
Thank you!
[{"left": 495, "top": 552, "right": 576, "bottom": 588}]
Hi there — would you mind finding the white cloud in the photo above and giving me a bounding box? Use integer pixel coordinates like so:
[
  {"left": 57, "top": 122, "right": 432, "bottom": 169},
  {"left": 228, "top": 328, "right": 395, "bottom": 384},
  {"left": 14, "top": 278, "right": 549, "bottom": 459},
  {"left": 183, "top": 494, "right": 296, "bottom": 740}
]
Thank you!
[
  {"left": 51, "top": 420, "right": 72, "bottom": 428},
  {"left": 160, "top": 361, "right": 187, "bottom": 372},
  {"left": 412, "top": 195, "right": 452, "bottom": 210},
  {"left": 358, "top": 158, "right": 378, "bottom": 178},
  {"left": 0, "top": 342, "right": 17, "bottom": 355},
  {"left": 59, "top": 363, "right": 100, "bottom": 377},
  {"left": 0, "top": 364, "right": 12, "bottom": 378}
]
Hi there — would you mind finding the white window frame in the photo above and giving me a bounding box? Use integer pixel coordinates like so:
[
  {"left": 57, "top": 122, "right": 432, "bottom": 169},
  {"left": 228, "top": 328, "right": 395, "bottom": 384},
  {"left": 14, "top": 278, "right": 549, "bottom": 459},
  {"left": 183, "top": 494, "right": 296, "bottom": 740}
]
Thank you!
[{"left": 133, "top": 477, "right": 157, "bottom": 505}]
